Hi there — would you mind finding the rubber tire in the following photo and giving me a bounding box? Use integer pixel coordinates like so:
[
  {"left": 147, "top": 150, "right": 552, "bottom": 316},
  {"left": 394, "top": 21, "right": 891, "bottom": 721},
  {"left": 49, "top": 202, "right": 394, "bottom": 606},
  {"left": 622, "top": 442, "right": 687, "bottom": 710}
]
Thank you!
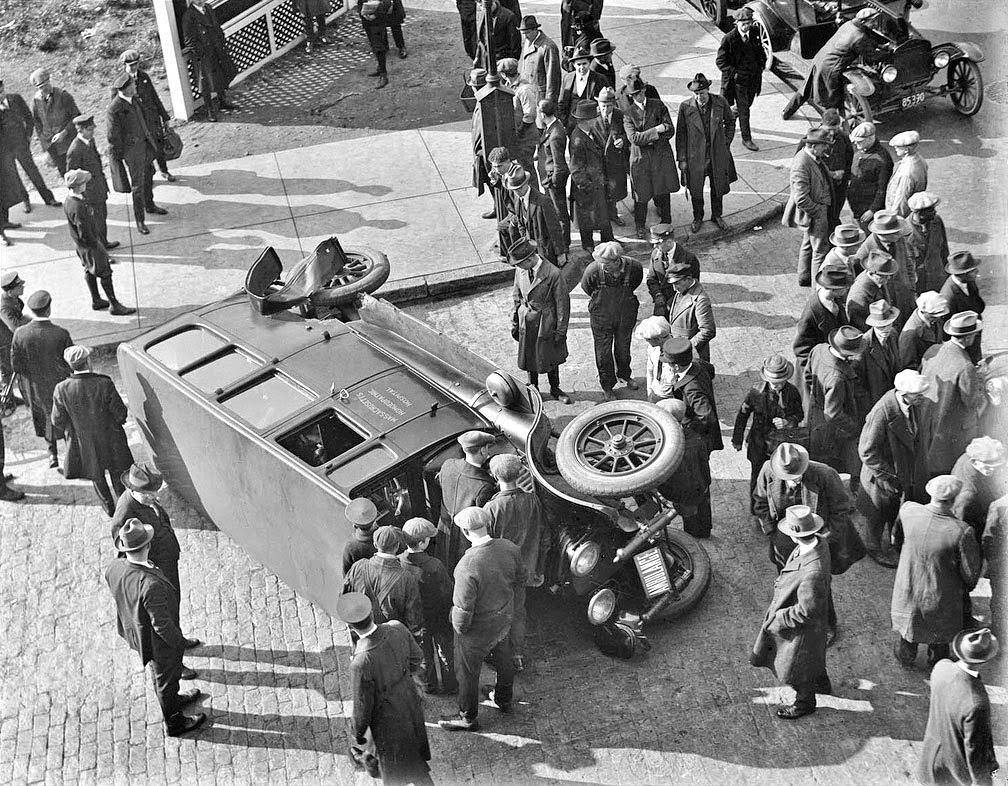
[
  {"left": 948, "top": 59, "right": 983, "bottom": 116},
  {"left": 753, "top": 10, "right": 776, "bottom": 72},
  {"left": 555, "top": 400, "right": 684, "bottom": 497},
  {"left": 699, "top": 0, "right": 728, "bottom": 28},
  {"left": 312, "top": 247, "right": 390, "bottom": 306},
  {"left": 648, "top": 530, "right": 712, "bottom": 620}
]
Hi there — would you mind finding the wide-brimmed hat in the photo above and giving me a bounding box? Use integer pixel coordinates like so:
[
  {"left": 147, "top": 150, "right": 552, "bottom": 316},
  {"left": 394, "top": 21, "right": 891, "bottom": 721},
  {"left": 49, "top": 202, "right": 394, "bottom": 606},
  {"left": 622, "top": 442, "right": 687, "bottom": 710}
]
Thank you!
[
  {"left": 907, "top": 191, "right": 940, "bottom": 211},
  {"left": 468, "top": 67, "right": 487, "bottom": 87},
  {"left": 336, "top": 592, "right": 372, "bottom": 624},
  {"left": 951, "top": 628, "right": 999, "bottom": 665},
  {"left": 572, "top": 99, "right": 598, "bottom": 120},
  {"left": 815, "top": 266, "right": 850, "bottom": 290},
  {"left": 865, "top": 299, "right": 900, "bottom": 327},
  {"left": 504, "top": 167, "right": 531, "bottom": 191},
  {"left": 778, "top": 504, "right": 825, "bottom": 538},
  {"left": 596, "top": 86, "right": 616, "bottom": 104},
  {"left": 770, "top": 443, "right": 808, "bottom": 481},
  {"left": 926, "top": 474, "right": 962, "bottom": 502},
  {"left": 829, "top": 326, "right": 868, "bottom": 357},
  {"left": 589, "top": 38, "right": 615, "bottom": 57},
  {"left": 829, "top": 223, "right": 865, "bottom": 248},
  {"left": 505, "top": 237, "right": 538, "bottom": 265},
  {"left": 517, "top": 14, "right": 541, "bottom": 30},
  {"left": 889, "top": 130, "right": 920, "bottom": 148},
  {"left": 803, "top": 128, "right": 830, "bottom": 145},
  {"left": 868, "top": 210, "right": 909, "bottom": 236},
  {"left": 116, "top": 518, "right": 154, "bottom": 552},
  {"left": 864, "top": 249, "right": 898, "bottom": 276},
  {"left": 893, "top": 369, "right": 931, "bottom": 395},
  {"left": 945, "top": 250, "right": 979, "bottom": 275},
  {"left": 944, "top": 310, "right": 982, "bottom": 336},
  {"left": 965, "top": 436, "right": 1006, "bottom": 467},
  {"left": 570, "top": 46, "right": 592, "bottom": 63},
  {"left": 916, "top": 291, "right": 949, "bottom": 317},
  {"left": 761, "top": 354, "right": 794, "bottom": 383},
  {"left": 121, "top": 463, "right": 164, "bottom": 493},
  {"left": 345, "top": 497, "right": 379, "bottom": 528},
  {"left": 686, "top": 72, "right": 712, "bottom": 92}
]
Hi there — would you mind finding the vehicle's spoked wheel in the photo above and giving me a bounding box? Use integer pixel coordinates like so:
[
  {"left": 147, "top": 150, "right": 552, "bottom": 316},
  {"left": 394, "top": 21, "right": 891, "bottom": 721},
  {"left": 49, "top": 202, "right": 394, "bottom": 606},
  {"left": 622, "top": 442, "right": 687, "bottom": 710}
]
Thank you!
[
  {"left": 327, "top": 252, "right": 373, "bottom": 287},
  {"left": 843, "top": 89, "right": 872, "bottom": 125},
  {"left": 578, "top": 413, "right": 662, "bottom": 475},
  {"left": 948, "top": 59, "right": 983, "bottom": 116},
  {"left": 699, "top": 0, "right": 725, "bottom": 25},
  {"left": 312, "top": 246, "right": 391, "bottom": 305},
  {"left": 754, "top": 16, "right": 775, "bottom": 71}
]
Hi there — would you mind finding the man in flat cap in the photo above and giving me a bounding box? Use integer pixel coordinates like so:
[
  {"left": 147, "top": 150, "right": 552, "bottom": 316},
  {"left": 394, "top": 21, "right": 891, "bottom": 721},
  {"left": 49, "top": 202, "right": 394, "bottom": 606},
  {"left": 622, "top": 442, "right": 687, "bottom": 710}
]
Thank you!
[
  {"left": 905, "top": 191, "right": 948, "bottom": 295},
  {"left": 0, "top": 271, "right": 30, "bottom": 407},
  {"left": 120, "top": 49, "right": 176, "bottom": 182},
  {"left": 716, "top": 8, "right": 765, "bottom": 152},
  {"left": 66, "top": 114, "right": 119, "bottom": 250},
  {"left": 339, "top": 592, "right": 432, "bottom": 786},
  {"left": 886, "top": 130, "right": 927, "bottom": 217},
  {"left": 846, "top": 249, "right": 911, "bottom": 332},
  {"left": 342, "top": 497, "right": 380, "bottom": 574},
  {"left": 783, "top": 128, "right": 833, "bottom": 287},
  {"left": 567, "top": 99, "right": 613, "bottom": 252},
  {"left": 615, "top": 63, "right": 659, "bottom": 115},
  {"left": 646, "top": 224, "right": 700, "bottom": 317},
  {"left": 501, "top": 166, "right": 566, "bottom": 266},
  {"left": 665, "top": 258, "right": 716, "bottom": 363},
  {"left": 623, "top": 75, "right": 679, "bottom": 239},
  {"left": 518, "top": 16, "right": 561, "bottom": 105},
  {"left": 108, "top": 73, "right": 164, "bottom": 236},
  {"left": 344, "top": 525, "right": 423, "bottom": 642},
  {"left": 439, "top": 507, "right": 525, "bottom": 732},
  {"left": 891, "top": 475, "right": 981, "bottom": 668},
  {"left": 0, "top": 77, "right": 59, "bottom": 211},
  {"left": 435, "top": 430, "right": 498, "bottom": 572},
  {"left": 11, "top": 290, "right": 72, "bottom": 469},
  {"left": 51, "top": 345, "right": 133, "bottom": 515},
  {"left": 898, "top": 291, "right": 949, "bottom": 371},
  {"left": 105, "top": 519, "right": 205, "bottom": 737},
  {"left": 675, "top": 72, "right": 736, "bottom": 233},
  {"left": 951, "top": 436, "right": 1007, "bottom": 548},
  {"left": 182, "top": 0, "right": 239, "bottom": 120},
  {"left": 591, "top": 86, "right": 629, "bottom": 226},
  {"left": 29, "top": 68, "right": 80, "bottom": 176},
  {"left": 847, "top": 121, "right": 893, "bottom": 230},
  {"left": 857, "top": 369, "right": 934, "bottom": 566}
]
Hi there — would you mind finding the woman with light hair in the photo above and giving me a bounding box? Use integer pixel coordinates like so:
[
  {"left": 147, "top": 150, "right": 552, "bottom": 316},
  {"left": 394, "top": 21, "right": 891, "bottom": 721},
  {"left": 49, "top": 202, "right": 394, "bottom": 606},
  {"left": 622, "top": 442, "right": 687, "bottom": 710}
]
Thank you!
[{"left": 634, "top": 315, "right": 672, "bottom": 402}]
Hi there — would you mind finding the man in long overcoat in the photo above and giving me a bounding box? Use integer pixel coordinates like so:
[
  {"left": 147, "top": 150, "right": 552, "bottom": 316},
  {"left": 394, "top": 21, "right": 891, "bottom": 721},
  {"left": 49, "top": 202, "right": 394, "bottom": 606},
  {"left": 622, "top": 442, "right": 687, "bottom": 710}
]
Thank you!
[
  {"left": 508, "top": 238, "right": 572, "bottom": 402},
  {"left": 858, "top": 299, "right": 901, "bottom": 407},
  {"left": 344, "top": 526, "right": 423, "bottom": 641},
  {"left": 715, "top": 8, "right": 765, "bottom": 151},
  {"left": 951, "top": 436, "right": 1007, "bottom": 547},
  {"left": 338, "top": 593, "right": 433, "bottom": 786},
  {"left": 536, "top": 100, "right": 570, "bottom": 249},
  {"left": 66, "top": 114, "right": 117, "bottom": 250},
  {"left": 854, "top": 210, "right": 917, "bottom": 298},
  {"left": 847, "top": 121, "right": 893, "bottom": 230},
  {"left": 646, "top": 224, "right": 701, "bottom": 316},
  {"left": 183, "top": 0, "right": 239, "bottom": 120},
  {"left": 29, "top": 68, "right": 80, "bottom": 176},
  {"left": 121, "top": 49, "right": 176, "bottom": 181},
  {"left": 50, "top": 345, "right": 133, "bottom": 516},
  {"left": 751, "top": 505, "right": 832, "bottom": 720},
  {"left": 898, "top": 291, "right": 948, "bottom": 370},
  {"left": 940, "top": 251, "right": 985, "bottom": 322},
  {"left": 435, "top": 430, "right": 498, "bottom": 572},
  {"left": 107, "top": 74, "right": 161, "bottom": 235},
  {"left": 846, "top": 249, "right": 912, "bottom": 332},
  {"left": 568, "top": 100, "right": 613, "bottom": 252},
  {"left": 792, "top": 266, "right": 850, "bottom": 406},
  {"left": 475, "top": 0, "right": 521, "bottom": 70},
  {"left": 591, "top": 87, "right": 629, "bottom": 226},
  {"left": 783, "top": 128, "right": 833, "bottom": 286},
  {"left": 675, "top": 72, "right": 736, "bottom": 233},
  {"left": 0, "top": 139, "right": 27, "bottom": 242},
  {"left": 858, "top": 370, "right": 934, "bottom": 566},
  {"left": 623, "top": 76, "right": 678, "bottom": 239},
  {"left": 501, "top": 167, "right": 566, "bottom": 266},
  {"left": 0, "top": 78, "right": 58, "bottom": 208},
  {"left": 891, "top": 475, "right": 982, "bottom": 667},
  {"left": 906, "top": 192, "right": 948, "bottom": 295},
  {"left": 518, "top": 16, "right": 561, "bottom": 104},
  {"left": 557, "top": 48, "right": 607, "bottom": 130},
  {"left": 665, "top": 260, "right": 716, "bottom": 363},
  {"left": 10, "top": 290, "right": 72, "bottom": 468}
]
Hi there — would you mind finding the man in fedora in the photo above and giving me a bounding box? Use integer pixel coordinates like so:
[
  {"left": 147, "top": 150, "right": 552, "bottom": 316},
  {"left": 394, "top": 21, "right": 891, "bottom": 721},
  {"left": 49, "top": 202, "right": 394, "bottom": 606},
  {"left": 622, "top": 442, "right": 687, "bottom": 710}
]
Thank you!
[
  {"left": 792, "top": 265, "right": 850, "bottom": 408},
  {"left": 107, "top": 72, "right": 164, "bottom": 236},
  {"left": 665, "top": 259, "right": 716, "bottom": 363},
  {"left": 558, "top": 47, "right": 606, "bottom": 130},
  {"left": 344, "top": 525, "right": 423, "bottom": 641},
  {"left": 338, "top": 592, "right": 433, "bottom": 785},
  {"left": 588, "top": 38, "right": 616, "bottom": 87},
  {"left": 716, "top": 8, "right": 765, "bottom": 152},
  {"left": 886, "top": 130, "right": 927, "bottom": 217},
  {"left": 518, "top": 15, "right": 561, "bottom": 104},
  {"left": 0, "top": 271, "right": 30, "bottom": 407},
  {"left": 856, "top": 208, "right": 914, "bottom": 283},
  {"left": 951, "top": 436, "right": 1007, "bottom": 547},
  {"left": 342, "top": 497, "right": 380, "bottom": 574},
  {"left": 751, "top": 504, "right": 833, "bottom": 720},
  {"left": 568, "top": 99, "right": 613, "bottom": 252},
  {"left": 105, "top": 519, "right": 205, "bottom": 737},
  {"left": 439, "top": 507, "right": 525, "bottom": 732},
  {"left": 804, "top": 325, "right": 870, "bottom": 478},
  {"left": 50, "top": 345, "right": 133, "bottom": 516},
  {"left": 615, "top": 63, "right": 659, "bottom": 115},
  {"left": 435, "top": 430, "right": 498, "bottom": 572},
  {"left": 858, "top": 369, "right": 935, "bottom": 566},
  {"left": 821, "top": 223, "right": 865, "bottom": 278},
  {"left": 676, "top": 72, "right": 737, "bottom": 234},
  {"left": 646, "top": 224, "right": 701, "bottom": 317},
  {"left": 579, "top": 241, "right": 641, "bottom": 399},
  {"left": 29, "top": 68, "right": 80, "bottom": 176},
  {"left": 891, "top": 475, "right": 981, "bottom": 668},
  {"left": 64, "top": 169, "right": 136, "bottom": 316},
  {"left": 623, "top": 75, "right": 678, "bottom": 239},
  {"left": 536, "top": 99, "right": 571, "bottom": 248},
  {"left": 591, "top": 86, "right": 629, "bottom": 226},
  {"left": 847, "top": 121, "right": 892, "bottom": 230},
  {"left": 501, "top": 166, "right": 566, "bottom": 265},
  {"left": 0, "top": 77, "right": 59, "bottom": 211},
  {"left": 906, "top": 191, "right": 948, "bottom": 295},
  {"left": 918, "top": 628, "right": 1000, "bottom": 785},
  {"left": 498, "top": 58, "right": 541, "bottom": 188},
  {"left": 921, "top": 311, "right": 986, "bottom": 475},
  {"left": 120, "top": 49, "right": 175, "bottom": 182},
  {"left": 783, "top": 127, "right": 833, "bottom": 287},
  {"left": 732, "top": 354, "right": 804, "bottom": 505},
  {"left": 66, "top": 114, "right": 119, "bottom": 251},
  {"left": 846, "top": 249, "right": 911, "bottom": 332},
  {"left": 10, "top": 290, "right": 72, "bottom": 469},
  {"left": 899, "top": 291, "right": 949, "bottom": 371},
  {"left": 859, "top": 299, "right": 901, "bottom": 408},
  {"left": 940, "top": 251, "right": 984, "bottom": 327}
]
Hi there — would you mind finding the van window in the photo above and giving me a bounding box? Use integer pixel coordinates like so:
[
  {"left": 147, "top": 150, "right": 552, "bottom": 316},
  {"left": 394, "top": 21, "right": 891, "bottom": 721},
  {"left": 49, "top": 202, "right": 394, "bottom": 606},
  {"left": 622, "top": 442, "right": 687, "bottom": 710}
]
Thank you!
[
  {"left": 220, "top": 373, "right": 313, "bottom": 429},
  {"left": 147, "top": 327, "right": 227, "bottom": 371},
  {"left": 278, "top": 410, "right": 367, "bottom": 467},
  {"left": 181, "top": 349, "right": 260, "bottom": 393}
]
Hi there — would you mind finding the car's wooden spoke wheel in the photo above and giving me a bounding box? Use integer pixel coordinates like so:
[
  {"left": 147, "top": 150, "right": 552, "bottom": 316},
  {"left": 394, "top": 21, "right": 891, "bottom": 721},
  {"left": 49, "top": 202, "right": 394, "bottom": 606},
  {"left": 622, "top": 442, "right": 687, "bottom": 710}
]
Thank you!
[
  {"left": 754, "top": 16, "right": 775, "bottom": 71},
  {"left": 843, "top": 89, "right": 873, "bottom": 125},
  {"left": 700, "top": 0, "right": 725, "bottom": 25},
  {"left": 949, "top": 59, "right": 983, "bottom": 116},
  {"left": 327, "top": 253, "right": 373, "bottom": 287}
]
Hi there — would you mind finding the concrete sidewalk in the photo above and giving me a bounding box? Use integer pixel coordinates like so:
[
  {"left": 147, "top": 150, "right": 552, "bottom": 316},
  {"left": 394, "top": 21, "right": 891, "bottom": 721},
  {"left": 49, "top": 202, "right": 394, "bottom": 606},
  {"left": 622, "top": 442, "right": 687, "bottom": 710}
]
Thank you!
[{"left": 1, "top": 0, "right": 815, "bottom": 349}]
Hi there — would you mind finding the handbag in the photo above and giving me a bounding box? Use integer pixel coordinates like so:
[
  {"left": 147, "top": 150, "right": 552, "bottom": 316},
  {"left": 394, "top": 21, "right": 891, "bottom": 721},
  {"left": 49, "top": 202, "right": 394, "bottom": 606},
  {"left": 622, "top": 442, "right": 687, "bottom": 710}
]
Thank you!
[{"left": 162, "top": 127, "right": 183, "bottom": 161}]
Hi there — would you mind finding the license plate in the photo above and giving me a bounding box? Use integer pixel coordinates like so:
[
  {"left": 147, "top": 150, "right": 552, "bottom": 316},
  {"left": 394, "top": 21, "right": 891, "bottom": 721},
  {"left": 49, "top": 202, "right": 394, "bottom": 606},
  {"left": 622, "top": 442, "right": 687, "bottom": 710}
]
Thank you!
[
  {"left": 901, "top": 91, "right": 926, "bottom": 109},
  {"left": 633, "top": 547, "right": 672, "bottom": 598}
]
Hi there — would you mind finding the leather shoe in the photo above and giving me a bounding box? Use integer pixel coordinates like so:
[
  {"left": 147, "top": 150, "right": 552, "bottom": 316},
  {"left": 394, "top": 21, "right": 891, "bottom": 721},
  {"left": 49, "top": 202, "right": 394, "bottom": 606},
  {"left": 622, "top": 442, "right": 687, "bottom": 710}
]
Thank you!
[
  {"left": 183, "top": 637, "right": 202, "bottom": 650},
  {"left": 109, "top": 301, "right": 136, "bottom": 316},
  {"left": 180, "top": 665, "right": 198, "bottom": 680},
  {"left": 1, "top": 222, "right": 22, "bottom": 230},
  {"left": 167, "top": 712, "right": 206, "bottom": 737},
  {"left": 481, "top": 207, "right": 497, "bottom": 219},
  {"left": 160, "top": 172, "right": 178, "bottom": 182},
  {"left": 398, "top": 47, "right": 408, "bottom": 58},
  {"left": 145, "top": 204, "right": 168, "bottom": 215},
  {"left": 550, "top": 388, "right": 573, "bottom": 404},
  {"left": 713, "top": 217, "right": 729, "bottom": 231},
  {"left": 0, "top": 487, "right": 25, "bottom": 502},
  {"left": 438, "top": 714, "right": 479, "bottom": 732},
  {"left": 690, "top": 219, "right": 703, "bottom": 233},
  {"left": 376, "top": 75, "right": 389, "bottom": 90},
  {"left": 776, "top": 704, "right": 815, "bottom": 720},
  {"left": 136, "top": 223, "right": 150, "bottom": 235},
  {"left": 91, "top": 298, "right": 110, "bottom": 311},
  {"left": 49, "top": 455, "right": 59, "bottom": 469},
  {"left": 620, "top": 377, "right": 639, "bottom": 390},
  {"left": 104, "top": 240, "right": 121, "bottom": 250},
  {"left": 741, "top": 138, "right": 759, "bottom": 151},
  {"left": 178, "top": 688, "right": 203, "bottom": 706},
  {"left": 45, "top": 199, "right": 62, "bottom": 208}
]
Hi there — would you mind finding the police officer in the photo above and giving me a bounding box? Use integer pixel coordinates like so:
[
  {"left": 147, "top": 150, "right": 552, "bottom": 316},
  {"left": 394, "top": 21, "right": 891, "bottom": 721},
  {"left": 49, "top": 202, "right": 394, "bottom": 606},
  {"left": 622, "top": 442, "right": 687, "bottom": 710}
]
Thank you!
[
  {"left": 435, "top": 431, "right": 498, "bottom": 573},
  {"left": 579, "top": 241, "right": 642, "bottom": 400},
  {"left": 343, "top": 526, "right": 423, "bottom": 641},
  {"left": 0, "top": 271, "right": 30, "bottom": 406},
  {"left": 342, "top": 497, "right": 380, "bottom": 574},
  {"left": 646, "top": 224, "right": 700, "bottom": 317}
]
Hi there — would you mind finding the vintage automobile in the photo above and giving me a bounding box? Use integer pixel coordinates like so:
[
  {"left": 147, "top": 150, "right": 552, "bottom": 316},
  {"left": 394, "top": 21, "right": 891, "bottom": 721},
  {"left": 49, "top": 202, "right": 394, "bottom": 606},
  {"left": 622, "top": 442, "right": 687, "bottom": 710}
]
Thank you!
[
  {"left": 117, "top": 238, "right": 712, "bottom": 658},
  {"left": 745, "top": 0, "right": 984, "bottom": 123}
]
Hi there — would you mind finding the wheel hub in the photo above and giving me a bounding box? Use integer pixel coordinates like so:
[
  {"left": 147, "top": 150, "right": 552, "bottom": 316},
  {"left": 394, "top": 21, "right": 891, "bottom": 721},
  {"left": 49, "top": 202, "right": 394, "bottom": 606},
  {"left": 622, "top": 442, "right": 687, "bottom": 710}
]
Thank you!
[{"left": 605, "top": 432, "right": 634, "bottom": 458}]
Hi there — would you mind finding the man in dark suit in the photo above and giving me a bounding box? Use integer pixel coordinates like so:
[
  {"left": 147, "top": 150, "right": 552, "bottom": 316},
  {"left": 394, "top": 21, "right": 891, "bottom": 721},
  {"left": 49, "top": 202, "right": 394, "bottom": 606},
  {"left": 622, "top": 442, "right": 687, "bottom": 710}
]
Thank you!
[
  {"left": 646, "top": 224, "right": 700, "bottom": 316},
  {"left": 898, "top": 291, "right": 948, "bottom": 371},
  {"left": 120, "top": 49, "right": 176, "bottom": 182},
  {"left": 939, "top": 253, "right": 985, "bottom": 359},
  {"left": 0, "top": 270, "right": 30, "bottom": 406},
  {"left": 106, "top": 520, "right": 205, "bottom": 737},
  {"left": 183, "top": 0, "right": 239, "bottom": 120},
  {"left": 666, "top": 260, "right": 716, "bottom": 362},
  {"left": 858, "top": 299, "right": 901, "bottom": 408},
  {"left": 435, "top": 431, "right": 498, "bottom": 573},
  {"left": 792, "top": 265, "right": 850, "bottom": 408},
  {"left": 589, "top": 38, "right": 616, "bottom": 87},
  {"left": 847, "top": 250, "right": 912, "bottom": 333},
  {"left": 107, "top": 73, "right": 164, "bottom": 235},
  {"left": 783, "top": 128, "right": 833, "bottom": 287},
  {"left": 557, "top": 47, "right": 606, "bottom": 130},
  {"left": 439, "top": 507, "right": 525, "bottom": 732},
  {"left": 536, "top": 99, "right": 570, "bottom": 250},
  {"left": 568, "top": 100, "right": 613, "bottom": 252},
  {"left": 501, "top": 167, "right": 567, "bottom": 266},
  {"left": 50, "top": 345, "right": 133, "bottom": 515},
  {"left": 475, "top": 0, "right": 521, "bottom": 70},
  {"left": 10, "top": 290, "right": 72, "bottom": 468},
  {"left": 29, "top": 68, "right": 79, "bottom": 176},
  {"left": 66, "top": 114, "right": 118, "bottom": 250},
  {"left": 715, "top": 8, "right": 765, "bottom": 152},
  {"left": 623, "top": 76, "right": 679, "bottom": 239},
  {"left": 592, "top": 87, "right": 629, "bottom": 226},
  {"left": 0, "top": 78, "right": 58, "bottom": 208},
  {"left": 918, "top": 628, "right": 1000, "bottom": 785}
]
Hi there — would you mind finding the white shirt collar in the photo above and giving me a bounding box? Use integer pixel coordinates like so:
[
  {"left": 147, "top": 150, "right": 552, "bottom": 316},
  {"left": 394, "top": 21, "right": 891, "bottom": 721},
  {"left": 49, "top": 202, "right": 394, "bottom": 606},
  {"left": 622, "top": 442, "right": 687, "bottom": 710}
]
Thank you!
[
  {"left": 797, "top": 537, "right": 817, "bottom": 555},
  {"left": 955, "top": 660, "right": 979, "bottom": 678},
  {"left": 469, "top": 533, "right": 492, "bottom": 547},
  {"left": 374, "top": 552, "right": 398, "bottom": 560},
  {"left": 574, "top": 71, "right": 589, "bottom": 90},
  {"left": 530, "top": 257, "right": 543, "bottom": 278},
  {"left": 952, "top": 276, "right": 969, "bottom": 294},
  {"left": 117, "top": 91, "right": 133, "bottom": 103},
  {"left": 895, "top": 393, "right": 912, "bottom": 419},
  {"left": 817, "top": 288, "right": 838, "bottom": 314},
  {"left": 31, "top": 315, "right": 50, "bottom": 322},
  {"left": 676, "top": 362, "right": 693, "bottom": 381},
  {"left": 356, "top": 623, "right": 379, "bottom": 640}
]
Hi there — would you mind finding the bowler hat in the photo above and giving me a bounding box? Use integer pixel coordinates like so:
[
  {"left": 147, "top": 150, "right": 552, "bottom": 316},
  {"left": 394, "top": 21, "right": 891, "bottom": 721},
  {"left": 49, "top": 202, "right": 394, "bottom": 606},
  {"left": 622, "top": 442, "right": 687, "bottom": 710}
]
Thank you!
[
  {"left": 649, "top": 223, "right": 674, "bottom": 241},
  {"left": 864, "top": 249, "right": 898, "bottom": 275},
  {"left": 803, "top": 128, "right": 830, "bottom": 145},
  {"left": 506, "top": 237, "right": 538, "bottom": 265},
  {"left": 829, "top": 223, "right": 865, "bottom": 248},
  {"left": 893, "top": 369, "right": 931, "bottom": 395},
  {"left": 868, "top": 210, "right": 910, "bottom": 236},
  {"left": 72, "top": 113, "right": 95, "bottom": 127},
  {"left": 64, "top": 169, "right": 92, "bottom": 189},
  {"left": 655, "top": 397, "right": 686, "bottom": 422},
  {"left": 916, "top": 291, "right": 949, "bottom": 317},
  {"left": 120, "top": 48, "right": 141, "bottom": 64},
  {"left": 589, "top": 38, "right": 615, "bottom": 57},
  {"left": 570, "top": 46, "right": 592, "bottom": 63},
  {"left": 504, "top": 167, "right": 531, "bottom": 191},
  {"left": 965, "top": 436, "right": 1006, "bottom": 467},
  {"left": 335, "top": 592, "right": 372, "bottom": 624},
  {"left": 815, "top": 266, "right": 849, "bottom": 290},
  {"left": 778, "top": 504, "right": 825, "bottom": 538},
  {"left": 660, "top": 336, "right": 692, "bottom": 364},
  {"left": 0, "top": 271, "right": 23, "bottom": 290},
  {"left": 945, "top": 250, "right": 979, "bottom": 275},
  {"left": 116, "top": 518, "right": 154, "bottom": 552},
  {"left": 488, "top": 453, "right": 523, "bottom": 482},
  {"left": 943, "top": 310, "right": 982, "bottom": 336},
  {"left": 951, "top": 627, "right": 999, "bottom": 665},
  {"left": 454, "top": 506, "right": 491, "bottom": 531},
  {"left": 572, "top": 99, "right": 598, "bottom": 120},
  {"left": 828, "top": 326, "right": 868, "bottom": 357},
  {"left": 402, "top": 517, "right": 438, "bottom": 546},
  {"left": 458, "top": 430, "right": 495, "bottom": 450},
  {"left": 925, "top": 474, "right": 962, "bottom": 502},
  {"left": 26, "top": 290, "right": 52, "bottom": 312},
  {"left": 517, "top": 14, "right": 541, "bottom": 30},
  {"left": 770, "top": 443, "right": 808, "bottom": 481},
  {"left": 345, "top": 497, "right": 379, "bottom": 528},
  {"left": 865, "top": 299, "right": 900, "bottom": 327},
  {"left": 907, "top": 191, "right": 940, "bottom": 211},
  {"left": 112, "top": 72, "right": 133, "bottom": 91},
  {"left": 734, "top": 7, "right": 754, "bottom": 20},
  {"left": 761, "top": 354, "right": 794, "bottom": 383},
  {"left": 121, "top": 463, "right": 164, "bottom": 493},
  {"left": 686, "top": 72, "right": 712, "bottom": 92},
  {"left": 373, "top": 525, "right": 405, "bottom": 554},
  {"left": 63, "top": 345, "right": 92, "bottom": 370},
  {"left": 889, "top": 130, "right": 920, "bottom": 148}
]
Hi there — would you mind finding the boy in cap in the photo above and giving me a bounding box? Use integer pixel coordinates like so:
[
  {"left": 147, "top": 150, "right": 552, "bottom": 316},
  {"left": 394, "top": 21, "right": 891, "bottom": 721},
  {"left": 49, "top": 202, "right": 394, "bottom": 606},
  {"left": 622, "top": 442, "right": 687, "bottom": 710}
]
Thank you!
[
  {"left": 66, "top": 114, "right": 119, "bottom": 250},
  {"left": 484, "top": 453, "right": 549, "bottom": 668},
  {"left": 646, "top": 224, "right": 701, "bottom": 316},
  {"left": 342, "top": 497, "right": 380, "bottom": 574},
  {"left": 120, "top": 49, "right": 175, "bottom": 182},
  {"left": 885, "top": 130, "right": 927, "bottom": 217},
  {"left": 732, "top": 354, "right": 804, "bottom": 505},
  {"left": 64, "top": 169, "right": 136, "bottom": 315},
  {"left": 435, "top": 430, "right": 498, "bottom": 572},
  {"left": 635, "top": 315, "right": 672, "bottom": 402},
  {"left": 891, "top": 475, "right": 981, "bottom": 668},
  {"left": 400, "top": 517, "right": 456, "bottom": 694},
  {"left": 338, "top": 592, "right": 433, "bottom": 786},
  {"left": 847, "top": 121, "right": 893, "bottom": 230},
  {"left": 344, "top": 525, "right": 423, "bottom": 641},
  {"left": 898, "top": 291, "right": 948, "bottom": 370},
  {"left": 905, "top": 191, "right": 948, "bottom": 294},
  {"left": 107, "top": 72, "right": 164, "bottom": 236},
  {"left": 951, "top": 436, "right": 1007, "bottom": 547},
  {"left": 0, "top": 271, "right": 30, "bottom": 404},
  {"left": 29, "top": 68, "right": 80, "bottom": 176}
]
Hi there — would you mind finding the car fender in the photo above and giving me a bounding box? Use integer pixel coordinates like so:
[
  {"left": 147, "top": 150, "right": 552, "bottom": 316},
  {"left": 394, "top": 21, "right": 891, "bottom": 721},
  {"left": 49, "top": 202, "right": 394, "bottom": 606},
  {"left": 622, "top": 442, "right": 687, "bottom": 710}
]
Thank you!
[
  {"left": 746, "top": 1, "right": 789, "bottom": 50},
  {"left": 843, "top": 69, "right": 876, "bottom": 98},
  {"left": 950, "top": 41, "right": 985, "bottom": 64}
]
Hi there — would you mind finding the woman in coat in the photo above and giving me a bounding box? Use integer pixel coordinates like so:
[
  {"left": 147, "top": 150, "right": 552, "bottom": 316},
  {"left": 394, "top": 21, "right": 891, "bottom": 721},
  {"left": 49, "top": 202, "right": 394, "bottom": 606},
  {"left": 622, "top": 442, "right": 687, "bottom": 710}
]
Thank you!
[
  {"left": 622, "top": 76, "right": 679, "bottom": 239},
  {"left": 182, "top": 0, "right": 239, "bottom": 120}
]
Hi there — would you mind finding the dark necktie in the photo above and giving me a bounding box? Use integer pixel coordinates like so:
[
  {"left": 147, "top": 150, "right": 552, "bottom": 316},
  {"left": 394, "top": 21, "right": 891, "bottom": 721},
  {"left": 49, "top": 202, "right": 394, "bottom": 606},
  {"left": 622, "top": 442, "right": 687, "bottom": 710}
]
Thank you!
[
  {"left": 906, "top": 406, "right": 917, "bottom": 438},
  {"left": 785, "top": 483, "right": 802, "bottom": 507},
  {"left": 527, "top": 269, "right": 534, "bottom": 285}
]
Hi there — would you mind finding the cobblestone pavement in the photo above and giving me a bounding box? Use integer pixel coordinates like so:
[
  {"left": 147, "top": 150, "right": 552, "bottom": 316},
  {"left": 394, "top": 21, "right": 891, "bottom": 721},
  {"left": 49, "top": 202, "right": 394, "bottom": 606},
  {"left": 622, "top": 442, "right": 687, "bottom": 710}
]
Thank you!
[{"left": 1, "top": 221, "right": 1005, "bottom": 785}]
